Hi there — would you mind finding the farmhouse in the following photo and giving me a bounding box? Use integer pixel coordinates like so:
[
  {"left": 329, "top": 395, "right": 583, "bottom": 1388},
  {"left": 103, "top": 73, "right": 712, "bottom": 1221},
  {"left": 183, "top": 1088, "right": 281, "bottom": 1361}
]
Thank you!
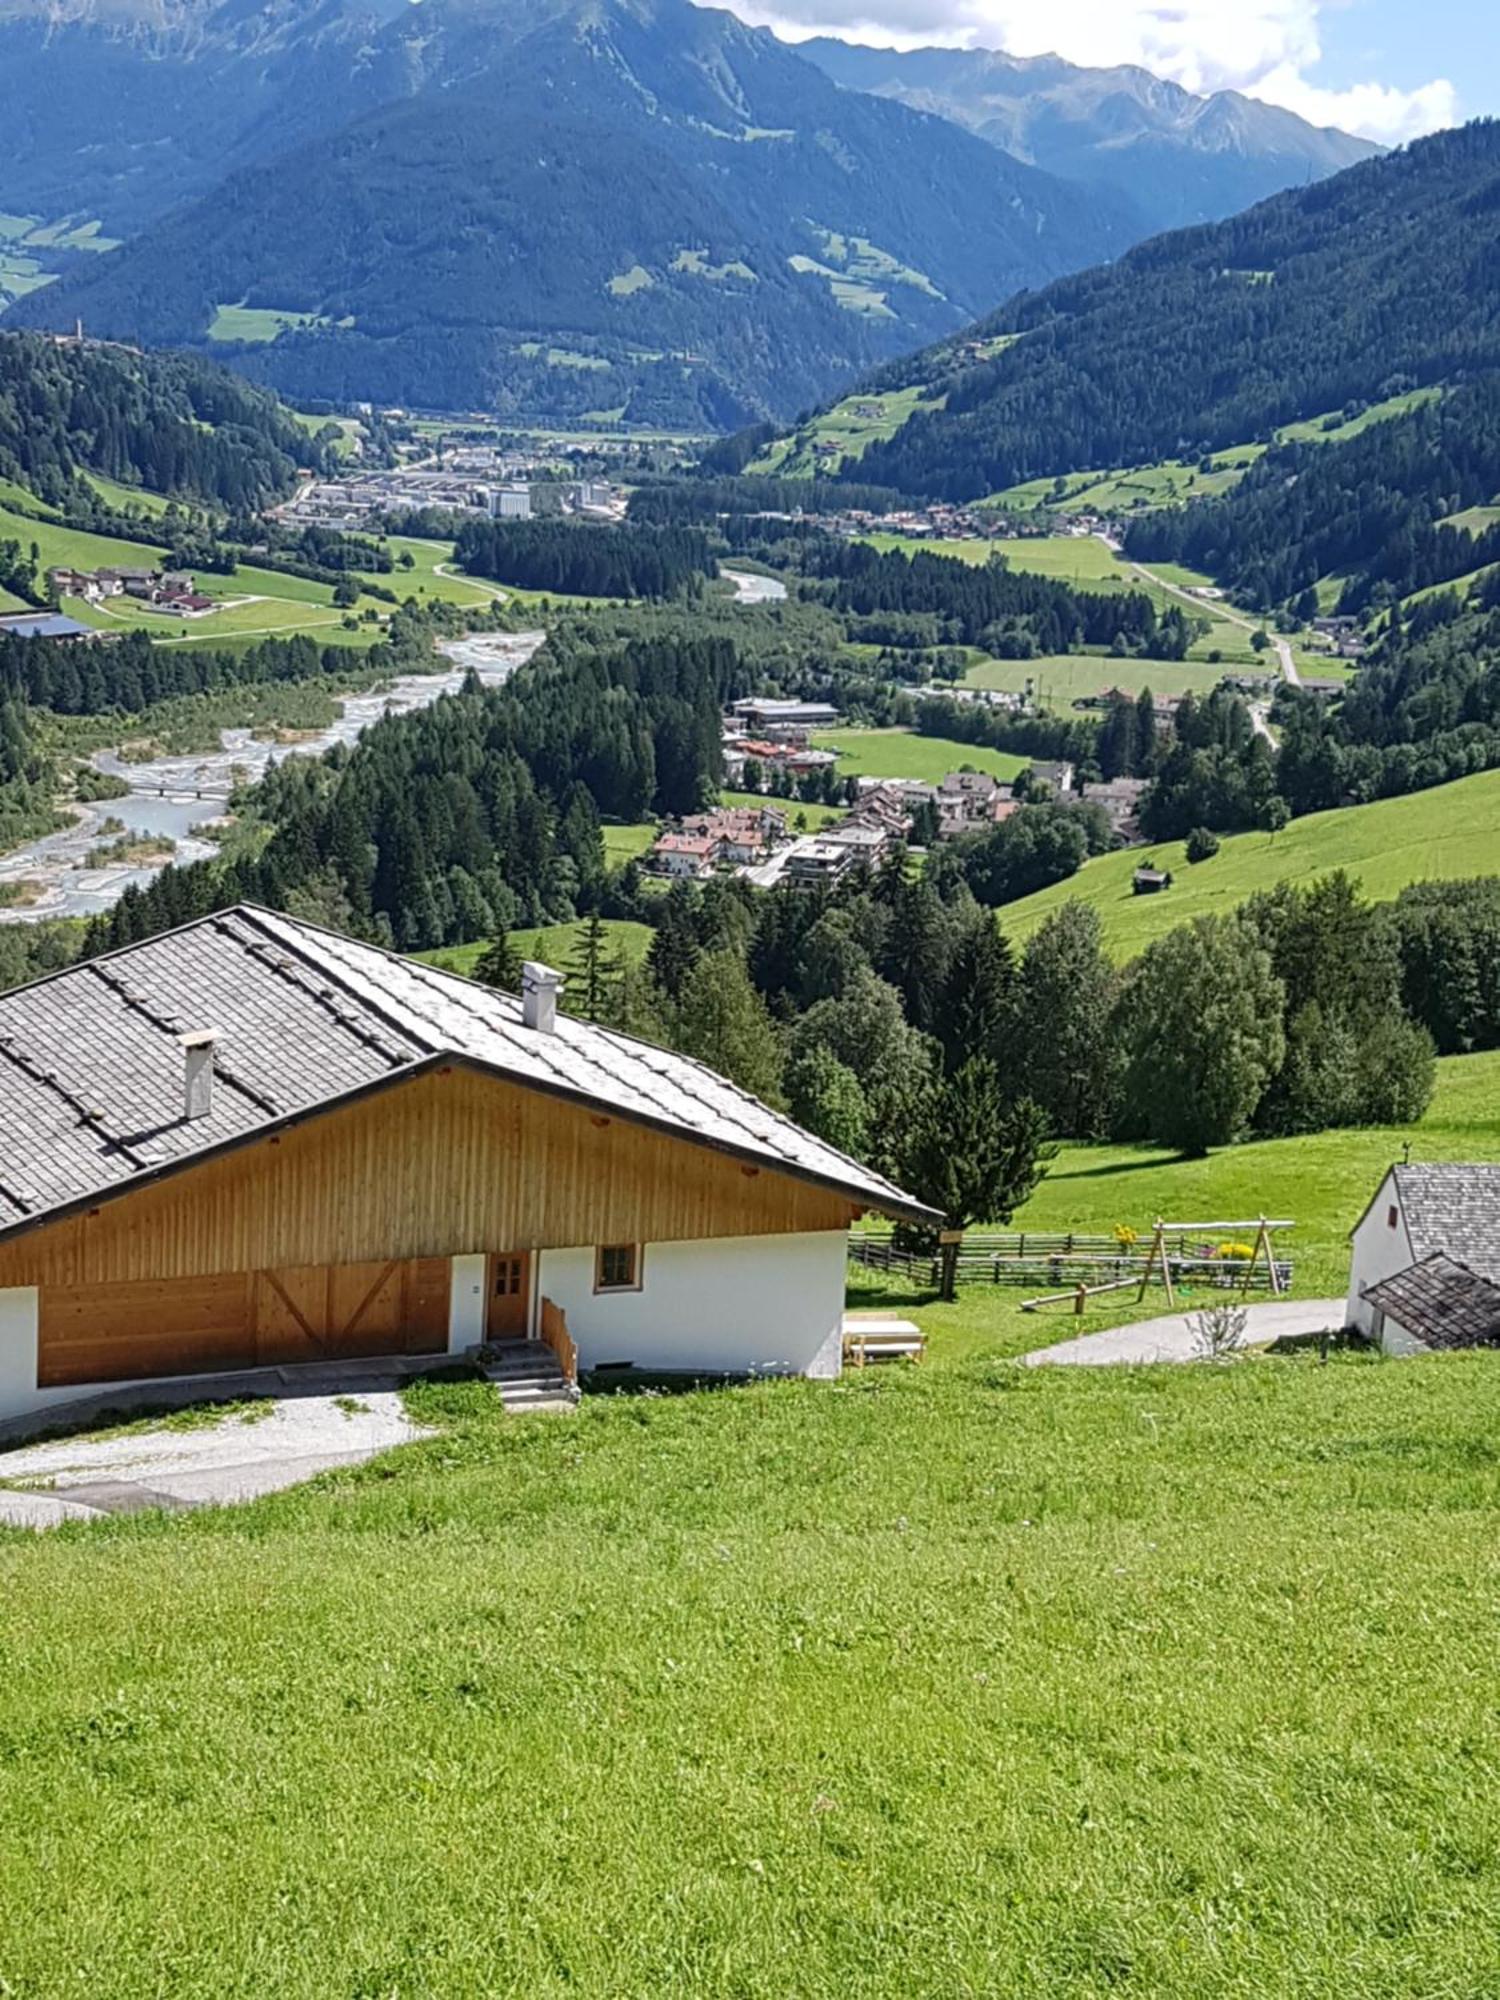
[
  {"left": 1347, "top": 1163, "right": 1500, "bottom": 1354},
  {"left": 0, "top": 907, "right": 934, "bottom": 1425}
]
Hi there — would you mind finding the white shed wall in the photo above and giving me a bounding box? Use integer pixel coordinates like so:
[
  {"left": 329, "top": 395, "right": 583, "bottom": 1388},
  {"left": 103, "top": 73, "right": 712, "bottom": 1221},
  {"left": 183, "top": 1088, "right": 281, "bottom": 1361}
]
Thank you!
[
  {"left": 536, "top": 1231, "right": 848, "bottom": 1378},
  {"left": 448, "top": 1254, "right": 488, "bottom": 1355},
  {"left": 1347, "top": 1169, "right": 1414, "bottom": 1332}
]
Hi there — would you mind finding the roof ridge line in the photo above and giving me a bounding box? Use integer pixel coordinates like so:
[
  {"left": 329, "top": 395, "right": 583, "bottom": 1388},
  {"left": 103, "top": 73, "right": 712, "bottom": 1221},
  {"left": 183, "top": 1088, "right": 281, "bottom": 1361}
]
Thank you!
[{"left": 230, "top": 908, "right": 442, "bottom": 1061}]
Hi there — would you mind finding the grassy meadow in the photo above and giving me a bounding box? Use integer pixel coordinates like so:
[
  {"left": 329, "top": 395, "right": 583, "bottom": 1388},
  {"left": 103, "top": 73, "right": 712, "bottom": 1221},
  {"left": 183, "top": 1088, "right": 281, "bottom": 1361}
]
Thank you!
[
  {"left": 5, "top": 1055, "right": 1500, "bottom": 1991},
  {"left": 962, "top": 653, "right": 1229, "bottom": 703},
  {"left": 1000, "top": 766, "right": 1500, "bottom": 960},
  {"left": 422, "top": 918, "right": 655, "bottom": 980},
  {"left": 813, "top": 726, "right": 1025, "bottom": 785}
]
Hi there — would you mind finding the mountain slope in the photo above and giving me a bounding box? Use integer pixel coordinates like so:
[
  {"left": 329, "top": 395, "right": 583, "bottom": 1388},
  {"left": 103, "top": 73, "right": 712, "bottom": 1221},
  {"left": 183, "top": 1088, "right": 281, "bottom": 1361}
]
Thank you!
[
  {"left": 804, "top": 121, "right": 1500, "bottom": 500},
  {"left": 0, "top": 329, "right": 321, "bottom": 509},
  {"left": 800, "top": 40, "right": 1379, "bottom": 235},
  {"left": 7, "top": 0, "right": 1139, "bottom": 424}
]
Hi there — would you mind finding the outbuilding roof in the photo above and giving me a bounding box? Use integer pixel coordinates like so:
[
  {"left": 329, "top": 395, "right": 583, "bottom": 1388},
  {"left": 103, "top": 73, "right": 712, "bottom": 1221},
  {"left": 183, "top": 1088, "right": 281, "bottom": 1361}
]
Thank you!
[
  {"left": 1387, "top": 1163, "right": 1500, "bottom": 1282},
  {"left": 0, "top": 905, "right": 936, "bottom": 1236},
  {"left": 1363, "top": 1253, "right": 1500, "bottom": 1351}
]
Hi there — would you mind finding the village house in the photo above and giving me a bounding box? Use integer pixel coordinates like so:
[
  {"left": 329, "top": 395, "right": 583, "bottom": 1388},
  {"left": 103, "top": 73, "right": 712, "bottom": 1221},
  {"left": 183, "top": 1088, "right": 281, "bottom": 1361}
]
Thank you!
[
  {"left": 0, "top": 907, "right": 935, "bottom": 1426},
  {"left": 1025, "top": 759, "right": 1076, "bottom": 798},
  {"left": 1347, "top": 1164, "right": 1500, "bottom": 1354},
  {"left": 1081, "top": 775, "right": 1149, "bottom": 842},
  {"left": 649, "top": 832, "right": 718, "bottom": 880}
]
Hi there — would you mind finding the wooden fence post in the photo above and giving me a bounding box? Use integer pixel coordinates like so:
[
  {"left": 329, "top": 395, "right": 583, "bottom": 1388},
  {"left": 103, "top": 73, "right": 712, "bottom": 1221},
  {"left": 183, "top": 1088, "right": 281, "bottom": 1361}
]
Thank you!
[{"left": 938, "top": 1228, "right": 963, "bottom": 1303}]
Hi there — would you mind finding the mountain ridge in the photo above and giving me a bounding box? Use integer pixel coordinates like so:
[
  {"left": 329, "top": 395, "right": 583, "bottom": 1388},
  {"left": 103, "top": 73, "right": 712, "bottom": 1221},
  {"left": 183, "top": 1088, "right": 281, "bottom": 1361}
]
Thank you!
[{"left": 799, "top": 36, "right": 1380, "bottom": 235}]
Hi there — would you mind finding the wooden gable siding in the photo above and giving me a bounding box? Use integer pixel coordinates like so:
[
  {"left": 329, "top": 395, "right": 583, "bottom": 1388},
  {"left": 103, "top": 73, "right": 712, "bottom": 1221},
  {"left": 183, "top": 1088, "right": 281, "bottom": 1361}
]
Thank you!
[{"left": 0, "top": 1063, "right": 854, "bottom": 1290}]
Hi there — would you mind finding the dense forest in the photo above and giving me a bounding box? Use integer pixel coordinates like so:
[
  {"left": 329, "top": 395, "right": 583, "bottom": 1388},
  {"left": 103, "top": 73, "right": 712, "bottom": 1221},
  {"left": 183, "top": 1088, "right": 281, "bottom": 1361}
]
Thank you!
[
  {"left": 0, "top": 332, "right": 322, "bottom": 509},
  {"left": 455, "top": 519, "right": 717, "bottom": 600},
  {"left": 1125, "top": 379, "right": 1500, "bottom": 612},
  {"left": 801, "top": 539, "right": 1192, "bottom": 658},
  {"left": 826, "top": 122, "right": 1500, "bottom": 500},
  {"left": 0, "top": 629, "right": 386, "bottom": 716}
]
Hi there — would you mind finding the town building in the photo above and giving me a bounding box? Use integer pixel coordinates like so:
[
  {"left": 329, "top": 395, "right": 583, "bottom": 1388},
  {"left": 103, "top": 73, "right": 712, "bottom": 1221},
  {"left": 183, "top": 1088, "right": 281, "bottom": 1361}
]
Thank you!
[
  {"left": 0, "top": 611, "right": 95, "bottom": 642},
  {"left": 1347, "top": 1164, "right": 1500, "bottom": 1354},
  {"left": 1081, "top": 775, "right": 1149, "bottom": 842},
  {"left": 0, "top": 906, "right": 934, "bottom": 1426},
  {"left": 728, "top": 698, "right": 841, "bottom": 737}
]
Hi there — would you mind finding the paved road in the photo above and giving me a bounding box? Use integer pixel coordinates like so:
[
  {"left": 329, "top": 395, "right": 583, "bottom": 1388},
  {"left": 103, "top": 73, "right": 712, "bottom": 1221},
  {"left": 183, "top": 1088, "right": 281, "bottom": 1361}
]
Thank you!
[
  {"left": 1024, "top": 1297, "right": 1346, "bottom": 1367},
  {"left": 1123, "top": 552, "right": 1303, "bottom": 689}
]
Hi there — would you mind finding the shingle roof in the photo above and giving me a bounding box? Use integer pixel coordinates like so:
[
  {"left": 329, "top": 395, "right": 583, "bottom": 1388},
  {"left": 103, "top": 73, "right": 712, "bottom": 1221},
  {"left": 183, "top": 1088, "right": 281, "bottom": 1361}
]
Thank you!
[
  {"left": 1393, "top": 1164, "right": 1500, "bottom": 1281},
  {"left": 0, "top": 905, "right": 935, "bottom": 1235},
  {"left": 1363, "top": 1253, "right": 1500, "bottom": 1351}
]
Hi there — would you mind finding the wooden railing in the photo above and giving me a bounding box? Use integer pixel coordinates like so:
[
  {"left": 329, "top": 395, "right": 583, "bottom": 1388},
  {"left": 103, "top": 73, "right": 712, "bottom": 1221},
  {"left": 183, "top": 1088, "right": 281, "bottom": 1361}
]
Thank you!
[
  {"left": 539, "top": 1296, "right": 579, "bottom": 1386},
  {"left": 849, "top": 1228, "right": 1294, "bottom": 1295}
]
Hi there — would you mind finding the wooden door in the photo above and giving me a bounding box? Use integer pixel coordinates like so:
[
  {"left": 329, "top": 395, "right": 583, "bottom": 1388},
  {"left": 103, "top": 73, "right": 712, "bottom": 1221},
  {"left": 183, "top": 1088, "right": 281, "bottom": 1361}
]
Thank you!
[{"left": 487, "top": 1252, "right": 531, "bottom": 1341}]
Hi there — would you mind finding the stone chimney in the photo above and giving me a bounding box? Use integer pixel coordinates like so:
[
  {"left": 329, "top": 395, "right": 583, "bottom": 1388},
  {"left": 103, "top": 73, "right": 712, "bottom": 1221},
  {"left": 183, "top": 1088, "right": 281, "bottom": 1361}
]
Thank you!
[
  {"left": 178, "top": 1028, "right": 220, "bottom": 1121},
  {"left": 521, "top": 963, "right": 564, "bottom": 1035}
]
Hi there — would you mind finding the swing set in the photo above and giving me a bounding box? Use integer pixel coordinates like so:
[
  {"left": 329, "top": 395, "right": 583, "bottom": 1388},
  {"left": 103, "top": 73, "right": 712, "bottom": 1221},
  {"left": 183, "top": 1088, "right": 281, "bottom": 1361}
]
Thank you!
[{"left": 1021, "top": 1215, "right": 1293, "bottom": 1314}]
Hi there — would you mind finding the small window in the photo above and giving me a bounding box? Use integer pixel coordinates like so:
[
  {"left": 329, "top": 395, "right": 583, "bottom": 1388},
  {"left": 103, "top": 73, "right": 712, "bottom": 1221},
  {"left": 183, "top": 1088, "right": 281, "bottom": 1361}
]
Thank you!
[
  {"left": 1387, "top": 1205, "right": 1399, "bottom": 1230},
  {"left": 595, "top": 1243, "right": 642, "bottom": 1293}
]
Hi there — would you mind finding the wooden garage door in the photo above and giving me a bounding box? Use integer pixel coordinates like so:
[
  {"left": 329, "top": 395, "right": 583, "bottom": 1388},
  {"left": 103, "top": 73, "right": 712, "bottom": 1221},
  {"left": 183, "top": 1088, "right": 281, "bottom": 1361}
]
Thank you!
[
  {"left": 252, "top": 1258, "right": 449, "bottom": 1367},
  {"left": 38, "top": 1258, "right": 450, "bottom": 1388}
]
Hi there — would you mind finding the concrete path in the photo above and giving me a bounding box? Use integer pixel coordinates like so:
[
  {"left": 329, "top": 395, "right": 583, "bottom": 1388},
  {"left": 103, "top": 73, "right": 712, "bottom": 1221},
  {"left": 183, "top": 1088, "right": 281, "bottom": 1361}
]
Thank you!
[
  {"left": 0, "top": 1385, "right": 431, "bottom": 1531},
  {"left": 1024, "top": 1297, "right": 1345, "bottom": 1367}
]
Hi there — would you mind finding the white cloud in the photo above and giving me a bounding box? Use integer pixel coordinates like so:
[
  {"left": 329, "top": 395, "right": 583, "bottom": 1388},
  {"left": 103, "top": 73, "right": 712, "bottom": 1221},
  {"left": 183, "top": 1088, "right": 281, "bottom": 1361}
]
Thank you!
[
  {"left": 725, "top": 0, "right": 1459, "bottom": 142},
  {"left": 1242, "top": 66, "right": 1459, "bottom": 143}
]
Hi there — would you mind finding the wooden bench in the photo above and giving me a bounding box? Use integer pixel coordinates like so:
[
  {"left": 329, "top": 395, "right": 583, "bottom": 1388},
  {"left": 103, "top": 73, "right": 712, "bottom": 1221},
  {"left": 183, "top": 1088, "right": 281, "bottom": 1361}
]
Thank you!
[{"left": 843, "top": 1316, "right": 927, "bottom": 1367}]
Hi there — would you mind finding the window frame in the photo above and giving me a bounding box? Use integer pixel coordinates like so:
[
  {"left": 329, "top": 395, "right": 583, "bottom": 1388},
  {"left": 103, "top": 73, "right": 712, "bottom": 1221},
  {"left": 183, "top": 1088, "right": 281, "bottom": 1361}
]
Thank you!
[{"left": 594, "top": 1242, "right": 643, "bottom": 1295}]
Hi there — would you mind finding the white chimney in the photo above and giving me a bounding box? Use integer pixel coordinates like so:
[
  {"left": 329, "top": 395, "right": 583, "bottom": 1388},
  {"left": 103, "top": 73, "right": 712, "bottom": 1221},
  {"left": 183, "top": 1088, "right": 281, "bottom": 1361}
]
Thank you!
[
  {"left": 521, "top": 962, "right": 564, "bottom": 1035},
  {"left": 179, "top": 1028, "right": 220, "bottom": 1121}
]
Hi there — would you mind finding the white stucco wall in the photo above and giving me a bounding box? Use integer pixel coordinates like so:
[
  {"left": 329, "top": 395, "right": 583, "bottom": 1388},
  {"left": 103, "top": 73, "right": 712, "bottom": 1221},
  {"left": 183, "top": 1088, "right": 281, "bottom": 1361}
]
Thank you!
[
  {"left": 1371, "top": 1310, "right": 1431, "bottom": 1358},
  {"left": 536, "top": 1231, "right": 848, "bottom": 1378},
  {"left": 0, "top": 1287, "right": 40, "bottom": 1422},
  {"left": 448, "top": 1254, "right": 488, "bottom": 1355},
  {"left": 1346, "top": 1169, "right": 1414, "bottom": 1332}
]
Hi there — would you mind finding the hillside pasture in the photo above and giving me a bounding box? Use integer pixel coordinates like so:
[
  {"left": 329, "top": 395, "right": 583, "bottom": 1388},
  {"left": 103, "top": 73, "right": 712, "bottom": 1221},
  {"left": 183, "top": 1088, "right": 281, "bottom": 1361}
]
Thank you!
[
  {"left": 6, "top": 1050, "right": 1500, "bottom": 1993},
  {"left": 1000, "top": 766, "right": 1500, "bottom": 960},
  {"left": 421, "top": 918, "right": 655, "bottom": 980}
]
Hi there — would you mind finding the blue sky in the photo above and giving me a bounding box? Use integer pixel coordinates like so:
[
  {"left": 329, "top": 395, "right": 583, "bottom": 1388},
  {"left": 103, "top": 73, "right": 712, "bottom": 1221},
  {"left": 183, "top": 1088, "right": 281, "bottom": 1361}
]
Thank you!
[{"left": 728, "top": 0, "right": 1481, "bottom": 142}]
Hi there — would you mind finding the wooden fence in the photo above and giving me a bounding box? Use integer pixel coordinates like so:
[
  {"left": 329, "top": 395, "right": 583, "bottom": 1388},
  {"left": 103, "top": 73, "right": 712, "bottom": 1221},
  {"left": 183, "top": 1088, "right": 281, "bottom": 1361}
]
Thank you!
[{"left": 849, "top": 1229, "right": 1293, "bottom": 1295}]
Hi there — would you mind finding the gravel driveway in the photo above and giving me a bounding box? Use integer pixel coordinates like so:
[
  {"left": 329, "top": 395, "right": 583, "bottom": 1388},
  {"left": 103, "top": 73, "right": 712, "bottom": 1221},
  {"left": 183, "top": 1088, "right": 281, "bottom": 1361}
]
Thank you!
[
  {"left": 0, "top": 1387, "right": 429, "bottom": 1530},
  {"left": 1023, "top": 1298, "right": 1346, "bottom": 1367}
]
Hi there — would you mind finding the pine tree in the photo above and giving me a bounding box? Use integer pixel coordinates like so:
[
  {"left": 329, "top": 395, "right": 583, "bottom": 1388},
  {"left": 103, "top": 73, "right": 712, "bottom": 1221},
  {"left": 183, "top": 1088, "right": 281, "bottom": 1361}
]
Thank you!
[
  {"left": 894, "top": 1058, "right": 1052, "bottom": 1230},
  {"left": 472, "top": 930, "right": 525, "bottom": 993},
  {"left": 672, "top": 949, "right": 785, "bottom": 1106}
]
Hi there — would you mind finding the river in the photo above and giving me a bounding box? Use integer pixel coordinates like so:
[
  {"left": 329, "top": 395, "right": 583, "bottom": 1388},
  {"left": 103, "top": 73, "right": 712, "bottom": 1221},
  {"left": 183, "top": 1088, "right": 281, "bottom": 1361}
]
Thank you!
[
  {"left": 722, "top": 566, "right": 788, "bottom": 605},
  {"left": 0, "top": 630, "right": 545, "bottom": 925}
]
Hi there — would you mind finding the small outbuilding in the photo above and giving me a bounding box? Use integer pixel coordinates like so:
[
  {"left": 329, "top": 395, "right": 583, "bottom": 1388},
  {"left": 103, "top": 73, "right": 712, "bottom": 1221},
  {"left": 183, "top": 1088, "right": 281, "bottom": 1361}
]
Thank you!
[{"left": 1347, "top": 1162, "right": 1500, "bottom": 1353}]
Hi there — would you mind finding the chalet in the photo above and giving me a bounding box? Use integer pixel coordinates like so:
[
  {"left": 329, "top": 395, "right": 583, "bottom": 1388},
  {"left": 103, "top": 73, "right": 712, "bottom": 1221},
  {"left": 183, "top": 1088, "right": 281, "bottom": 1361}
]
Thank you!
[
  {"left": 1132, "top": 865, "right": 1172, "bottom": 895},
  {"left": 1347, "top": 1164, "right": 1500, "bottom": 1354},
  {"left": 0, "top": 907, "right": 934, "bottom": 1426}
]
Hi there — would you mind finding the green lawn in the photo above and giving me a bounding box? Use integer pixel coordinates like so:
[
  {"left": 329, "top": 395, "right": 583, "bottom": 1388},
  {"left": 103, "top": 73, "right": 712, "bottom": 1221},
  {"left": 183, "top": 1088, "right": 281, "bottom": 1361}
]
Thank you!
[
  {"left": 6, "top": 1059, "right": 1500, "bottom": 1991},
  {"left": 813, "top": 727, "right": 1025, "bottom": 785},
  {"left": 1000, "top": 766, "right": 1500, "bottom": 960},
  {"left": 962, "top": 653, "right": 1229, "bottom": 704},
  {"left": 365, "top": 536, "right": 503, "bottom": 611},
  {"left": 420, "top": 919, "right": 655, "bottom": 979}
]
